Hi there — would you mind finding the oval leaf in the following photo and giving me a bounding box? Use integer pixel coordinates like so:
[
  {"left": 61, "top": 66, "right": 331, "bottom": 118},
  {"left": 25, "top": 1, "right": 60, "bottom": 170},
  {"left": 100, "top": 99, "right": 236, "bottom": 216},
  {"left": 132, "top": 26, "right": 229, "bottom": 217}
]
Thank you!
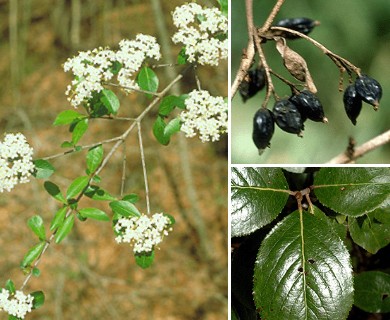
[
  {"left": 109, "top": 200, "right": 141, "bottom": 217},
  {"left": 164, "top": 118, "right": 181, "bottom": 138},
  {"left": 137, "top": 66, "right": 159, "bottom": 98},
  {"left": 55, "top": 214, "right": 75, "bottom": 244},
  {"left": 44, "top": 181, "right": 66, "bottom": 203},
  {"left": 84, "top": 185, "right": 117, "bottom": 201},
  {"left": 71, "top": 118, "right": 89, "bottom": 145},
  {"left": 50, "top": 206, "right": 68, "bottom": 231},
  {"left": 314, "top": 168, "right": 390, "bottom": 216},
  {"left": 21, "top": 242, "right": 46, "bottom": 268},
  {"left": 231, "top": 167, "right": 289, "bottom": 237},
  {"left": 33, "top": 159, "right": 55, "bottom": 179},
  {"left": 122, "top": 193, "right": 139, "bottom": 203},
  {"left": 31, "top": 291, "right": 45, "bottom": 310},
  {"left": 135, "top": 251, "right": 155, "bottom": 269},
  {"left": 253, "top": 209, "right": 354, "bottom": 320},
  {"left": 27, "top": 215, "right": 46, "bottom": 240},
  {"left": 158, "top": 95, "right": 186, "bottom": 116},
  {"left": 86, "top": 144, "right": 103, "bottom": 174},
  {"left": 66, "top": 176, "right": 90, "bottom": 199},
  {"left": 354, "top": 271, "right": 390, "bottom": 313},
  {"left": 53, "top": 110, "right": 84, "bottom": 126},
  {"left": 100, "top": 89, "right": 120, "bottom": 115},
  {"left": 153, "top": 116, "right": 170, "bottom": 145},
  {"left": 79, "top": 207, "right": 110, "bottom": 221},
  {"left": 5, "top": 279, "right": 16, "bottom": 294}
]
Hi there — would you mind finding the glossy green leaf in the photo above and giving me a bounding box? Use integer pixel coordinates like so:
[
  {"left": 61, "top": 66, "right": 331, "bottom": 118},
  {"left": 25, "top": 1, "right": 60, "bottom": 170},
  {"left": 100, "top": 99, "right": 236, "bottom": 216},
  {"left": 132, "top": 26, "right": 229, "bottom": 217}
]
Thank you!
[
  {"left": 122, "top": 193, "right": 139, "bottom": 203},
  {"left": 53, "top": 110, "right": 84, "bottom": 126},
  {"left": 66, "top": 176, "right": 90, "bottom": 199},
  {"left": 78, "top": 207, "right": 110, "bottom": 221},
  {"left": 50, "top": 206, "right": 68, "bottom": 231},
  {"left": 137, "top": 66, "right": 159, "bottom": 98},
  {"left": 21, "top": 242, "right": 45, "bottom": 268},
  {"left": 109, "top": 200, "right": 141, "bottom": 217},
  {"left": 158, "top": 95, "right": 186, "bottom": 116},
  {"left": 61, "top": 141, "right": 74, "bottom": 148},
  {"left": 354, "top": 271, "right": 390, "bottom": 313},
  {"left": 164, "top": 118, "right": 181, "bottom": 138},
  {"left": 86, "top": 144, "right": 103, "bottom": 174},
  {"left": 153, "top": 116, "right": 170, "bottom": 145},
  {"left": 253, "top": 209, "right": 354, "bottom": 320},
  {"left": 27, "top": 215, "right": 46, "bottom": 240},
  {"left": 85, "top": 185, "right": 117, "bottom": 201},
  {"left": 33, "top": 159, "right": 55, "bottom": 179},
  {"left": 100, "top": 89, "right": 120, "bottom": 115},
  {"left": 32, "top": 267, "right": 41, "bottom": 277},
  {"left": 5, "top": 279, "right": 15, "bottom": 294},
  {"left": 55, "top": 214, "right": 75, "bottom": 243},
  {"left": 71, "top": 118, "right": 89, "bottom": 144},
  {"left": 314, "top": 167, "right": 390, "bottom": 216},
  {"left": 177, "top": 47, "right": 188, "bottom": 65},
  {"left": 31, "top": 291, "right": 45, "bottom": 309},
  {"left": 231, "top": 167, "right": 289, "bottom": 237},
  {"left": 135, "top": 251, "right": 155, "bottom": 269},
  {"left": 348, "top": 205, "right": 390, "bottom": 254},
  {"left": 217, "top": 0, "right": 228, "bottom": 16},
  {"left": 44, "top": 181, "right": 66, "bottom": 203}
]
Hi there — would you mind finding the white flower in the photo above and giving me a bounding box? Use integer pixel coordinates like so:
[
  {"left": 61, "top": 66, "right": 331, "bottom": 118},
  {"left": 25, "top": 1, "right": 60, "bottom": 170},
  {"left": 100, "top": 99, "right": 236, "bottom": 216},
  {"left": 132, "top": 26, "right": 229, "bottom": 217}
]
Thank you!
[
  {"left": 0, "top": 289, "right": 34, "bottom": 319},
  {"left": 0, "top": 133, "right": 35, "bottom": 193},
  {"left": 179, "top": 90, "right": 228, "bottom": 142},
  {"left": 64, "top": 34, "right": 161, "bottom": 107},
  {"left": 114, "top": 213, "right": 173, "bottom": 254},
  {"left": 171, "top": 3, "right": 228, "bottom": 66}
]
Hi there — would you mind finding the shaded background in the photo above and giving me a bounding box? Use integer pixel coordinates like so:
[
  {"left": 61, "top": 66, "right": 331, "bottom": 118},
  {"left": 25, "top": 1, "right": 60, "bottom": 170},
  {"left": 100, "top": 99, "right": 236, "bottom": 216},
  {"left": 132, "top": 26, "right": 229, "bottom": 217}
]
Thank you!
[
  {"left": 0, "top": 0, "right": 227, "bottom": 319},
  {"left": 232, "top": 0, "right": 390, "bottom": 164}
]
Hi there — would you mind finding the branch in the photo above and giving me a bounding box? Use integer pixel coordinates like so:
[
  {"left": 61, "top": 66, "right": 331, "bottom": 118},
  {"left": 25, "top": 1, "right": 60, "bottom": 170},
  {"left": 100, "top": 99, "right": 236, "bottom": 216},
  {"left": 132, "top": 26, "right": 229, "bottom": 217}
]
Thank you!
[{"left": 327, "top": 130, "right": 390, "bottom": 164}]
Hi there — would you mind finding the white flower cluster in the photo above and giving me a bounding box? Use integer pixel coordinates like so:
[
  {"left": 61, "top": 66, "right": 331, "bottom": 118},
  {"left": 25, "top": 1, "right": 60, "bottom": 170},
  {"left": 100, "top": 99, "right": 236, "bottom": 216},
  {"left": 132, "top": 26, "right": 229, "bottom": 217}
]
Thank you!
[
  {"left": 114, "top": 213, "right": 173, "bottom": 254},
  {"left": 0, "top": 289, "right": 34, "bottom": 319},
  {"left": 64, "top": 34, "right": 161, "bottom": 107},
  {"left": 171, "top": 3, "right": 228, "bottom": 66},
  {"left": 0, "top": 133, "right": 35, "bottom": 193},
  {"left": 179, "top": 90, "right": 228, "bottom": 142}
]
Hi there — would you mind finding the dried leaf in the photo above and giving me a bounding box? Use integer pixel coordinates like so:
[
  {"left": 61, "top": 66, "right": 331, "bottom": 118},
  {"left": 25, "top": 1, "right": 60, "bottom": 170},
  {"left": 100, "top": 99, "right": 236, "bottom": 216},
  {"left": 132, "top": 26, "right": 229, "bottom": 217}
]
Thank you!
[{"left": 275, "top": 37, "right": 317, "bottom": 93}]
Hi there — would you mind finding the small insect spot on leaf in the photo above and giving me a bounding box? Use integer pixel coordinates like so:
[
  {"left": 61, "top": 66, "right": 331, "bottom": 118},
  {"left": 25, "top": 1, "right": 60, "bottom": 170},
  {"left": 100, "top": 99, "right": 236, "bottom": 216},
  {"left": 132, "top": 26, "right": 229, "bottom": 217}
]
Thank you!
[
  {"left": 308, "top": 258, "right": 315, "bottom": 264},
  {"left": 382, "top": 293, "right": 389, "bottom": 301},
  {"left": 298, "top": 266, "right": 303, "bottom": 272}
]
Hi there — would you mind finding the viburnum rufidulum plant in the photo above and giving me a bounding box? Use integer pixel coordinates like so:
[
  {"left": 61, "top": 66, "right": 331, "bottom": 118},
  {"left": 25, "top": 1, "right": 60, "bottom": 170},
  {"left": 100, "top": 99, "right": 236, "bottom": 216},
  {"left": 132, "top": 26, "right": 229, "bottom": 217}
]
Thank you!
[
  {"left": 0, "top": 1, "right": 227, "bottom": 318},
  {"left": 232, "top": 0, "right": 383, "bottom": 157}
]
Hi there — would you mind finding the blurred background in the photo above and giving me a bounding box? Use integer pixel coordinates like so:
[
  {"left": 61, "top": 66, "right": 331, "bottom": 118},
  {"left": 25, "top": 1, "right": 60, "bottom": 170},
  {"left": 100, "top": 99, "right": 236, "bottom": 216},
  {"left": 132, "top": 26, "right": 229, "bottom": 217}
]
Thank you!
[
  {"left": 0, "top": 0, "right": 227, "bottom": 319},
  {"left": 232, "top": 0, "right": 390, "bottom": 164}
]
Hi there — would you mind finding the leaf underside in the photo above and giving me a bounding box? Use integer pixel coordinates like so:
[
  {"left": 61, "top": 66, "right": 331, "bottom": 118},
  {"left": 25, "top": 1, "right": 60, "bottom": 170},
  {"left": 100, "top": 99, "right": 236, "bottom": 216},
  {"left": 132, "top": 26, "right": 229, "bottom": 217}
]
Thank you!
[{"left": 253, "top": 209, "right": 353, "bottom": 320}]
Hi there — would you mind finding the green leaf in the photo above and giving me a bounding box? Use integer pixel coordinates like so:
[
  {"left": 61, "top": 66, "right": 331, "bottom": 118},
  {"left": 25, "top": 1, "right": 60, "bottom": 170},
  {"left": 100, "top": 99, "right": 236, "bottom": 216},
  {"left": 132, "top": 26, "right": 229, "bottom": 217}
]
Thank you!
[
  {"left": 153, "top": 116, "right": 170, "bottom": 145},
  {"left": 78, "top": 207, "right": 110, "bottom": 221},
  {"left": 21, "top": 242, "right": 45, "bottom": 268},
  {"left": 354, "top": 271, "right": 390, "bottom": 313},
  {"left": 231, "top": 167, "right": 289, "bottom": 237},
  {"left": 44, "top": 181, "right": 66, "bottom": 203},
  {"left": 55, "top": 214, "right": 75, "bottom": 243},
  {"left": 27, "top": 215, "right": 46, "bottom": 240},
  {"left": 84, "top": 185, "right": 117, "bottom": 201},
  {"left": 61, "top": 141, "right": 74, "bottom": 148},
  {"left": 110, "top": 60, "right": 122, "bottom": 75},
  {"left": 32, "top": 267, "right": 41, "bottom": 277},
  {"left": 66, "top": 176, "right": 90, "bottom": 199},
  {"left": 164, "top": 118, "right": 181, "bottom": 138},
  {"left": 86, "top": 144, "right": 103, "bottom": 174},
  {"left": 50, "top": 206, "right": 68, "bottom": 231},
  {"left": 122, "top": 193, "right": 139, "bottom": 203},
  {"left": 33, "top": 159, "right": 55, "bottom": 179},
  {"left": 253, "top": 209, "right": 354, "bottom": 320},
  {"left": 71, "top": 118, "right": 89, "bottom": 145},
  {"left": 348, "top": 205, "right": 390, "bottom": 254},
  {"left": 53, "top": 110, "right": 84, "bottom": 126},
  {"left": 217, "top": 0, "right": 228, "bottom": 16},
  {"left": 135, "top": 251, "right": 155, "bottom": 269},
  {"left": 158, "top": 95, "right": 186, "bottom": 116},
  {"left": 100, "top": 89, "right": 120, "bottom": 115},
  {"left": 5, "top": 279, "right": 16, "bottom": 294},
  {"left": 177, "top": 47, "right": 188, "bottom": 65},
  {"left": 31, "top": 291, "right": 45, "bottom": 309},
  {"left": 109, "top": 200, "right": 141, "bottom": 217},
  {"left": 137, "top": 66, "right": 159, "bottom": 98},
  {"left": 314, "top": 167, "right": 390, "bottom": 216}
]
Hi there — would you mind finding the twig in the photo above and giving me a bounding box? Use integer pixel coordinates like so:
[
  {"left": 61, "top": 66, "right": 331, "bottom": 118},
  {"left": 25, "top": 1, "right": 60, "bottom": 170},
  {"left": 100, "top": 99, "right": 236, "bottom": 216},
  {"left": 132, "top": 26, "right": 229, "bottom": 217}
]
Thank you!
[
  {"left": 137, "top": 122, "right": 150, "bottom": 216},
  {"left": 327, "top": 130, "right": 390, "bottom": 164},
  {"left": 258, "top": 0, "right": 286, "bottom": 34}
]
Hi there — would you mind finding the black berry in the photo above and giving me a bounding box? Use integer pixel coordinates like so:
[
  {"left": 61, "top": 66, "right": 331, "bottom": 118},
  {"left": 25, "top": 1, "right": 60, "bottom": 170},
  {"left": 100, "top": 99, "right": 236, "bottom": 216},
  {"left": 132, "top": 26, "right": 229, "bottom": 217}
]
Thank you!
[
  {"left": 272, "top": 99, "right": 304, "bottom": 135},
  {"left": 354, "top": 74, "right": 382, "bottom": 109},
  {"left": 274, "top": 17, "right": 319, "bottom": 39},
  {"left": 290, "top": 90, "right": 327, "bottom": 123},
  {"left": 252, "top": 108, "right": 275, "bottom": 153},
  {"left": 343, "top": 84, "right": 362, "bottom": 125},
  {"left": 239, "top": 67, "right": 266, "bottom": 102}
]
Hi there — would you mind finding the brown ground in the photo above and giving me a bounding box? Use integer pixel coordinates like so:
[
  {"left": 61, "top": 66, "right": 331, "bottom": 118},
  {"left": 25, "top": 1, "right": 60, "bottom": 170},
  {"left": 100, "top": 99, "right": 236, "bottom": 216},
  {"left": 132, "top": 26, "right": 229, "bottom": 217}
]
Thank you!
[{"left": 0, "top": 1, "right": 228, "bottom": 319}]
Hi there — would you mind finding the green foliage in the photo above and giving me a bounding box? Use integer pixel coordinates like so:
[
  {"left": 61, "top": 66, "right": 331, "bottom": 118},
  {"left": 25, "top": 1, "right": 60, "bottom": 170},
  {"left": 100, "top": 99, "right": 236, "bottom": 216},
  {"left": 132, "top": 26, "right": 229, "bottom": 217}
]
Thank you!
[
  {"left": 177, "top": 47, "right": 188, "bottom": 65},
  {"left": 44, "top": 181, "right": 66, "bottom": 203},
  {"left": 55, "top": 214, "right": 75, "bottom": 244},
  {"left": 33, "top": 159, "right": 55, "bottom": 179},
  {"left": 100, "top": 89, "right": 120, "bottom": 115},
  {"left": 71, "top": 118, "right": 89, "bottom": 145},
  {"left": 109, "top": 200, "right": 141, "bottom": 217},
  {"left": 232, "top": 167, "right": 390, "bottom": 320},
  {"left": 66, "top": 176, "right": 90, "bottom": 199},
  {"left": 78, "top": 207, "right": 110, "bottom": 221},
  {"left": 137, "top": 66, "right": 159, "bottom": 98},
  {"left": 50, "top": 207, "right": 67, "bottom": 231},
  {"left": 217, "top": 0, "right": 228, "bottom": 16},
  {"left": 135, "top": 251, "right": 155, "bottom": 269},
  {"left": 27, "top": 215, "right": 46, "bottom": 241},
  {"left": 53, "top": 110, "right": 85, "bottom": 126},
  {"left": 84, "top": 185, "right": 117, "bottom": 201},
  {"left": 5, "top": 279, "right": 16, "bottom": 294},
  {"left": 21, "top": 242, "right": 45, "bottom": 268},
  {"left": 31, "top": 291, "right": 45, "bottom": 309},
  {"left": 86, "top": 144, "right": 103, "bottom": 175}
]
